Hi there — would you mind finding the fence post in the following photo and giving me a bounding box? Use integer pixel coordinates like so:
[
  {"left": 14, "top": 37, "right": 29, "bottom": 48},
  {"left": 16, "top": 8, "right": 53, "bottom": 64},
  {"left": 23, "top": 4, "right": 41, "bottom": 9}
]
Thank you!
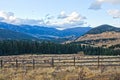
[
  {"left": 98, "top": 56, "right": 100, "bottom": 68},
  {"left": 33, "top": 59, "right": 35, "bottom": 69},
  {"left": 0, "top": 60, "right": 3, "bottom": 69},
  {"left": 51, "top": 57, "right": 54, "bottom": 67},
  {"left": 16, "top": 59, "right": 18, "bottom": 68},
  {"left": 74, "top": 57, "right": 75, "bottom": 66}
]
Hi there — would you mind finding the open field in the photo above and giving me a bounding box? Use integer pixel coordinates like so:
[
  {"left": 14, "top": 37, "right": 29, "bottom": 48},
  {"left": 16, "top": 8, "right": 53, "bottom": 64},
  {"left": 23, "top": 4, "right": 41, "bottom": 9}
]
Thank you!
[
  {"left": 0, "top": 66, "right": 120, "bottom": 80},
  {"left": 0, "top": 54, "right": 120, "bottom": 80}
]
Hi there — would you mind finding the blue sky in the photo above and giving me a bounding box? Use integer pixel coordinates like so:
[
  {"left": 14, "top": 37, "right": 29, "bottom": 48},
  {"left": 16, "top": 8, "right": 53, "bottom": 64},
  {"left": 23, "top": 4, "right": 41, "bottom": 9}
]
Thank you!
[{"left": 0, "top": 0, "right": 120, "bottom": 29}]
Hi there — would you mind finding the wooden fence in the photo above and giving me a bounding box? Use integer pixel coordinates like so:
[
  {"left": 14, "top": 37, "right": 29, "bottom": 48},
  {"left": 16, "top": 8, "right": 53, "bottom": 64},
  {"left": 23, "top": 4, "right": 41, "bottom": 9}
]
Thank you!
[{"left": 0, "top": 56, "right": 120, "bottom": 69}]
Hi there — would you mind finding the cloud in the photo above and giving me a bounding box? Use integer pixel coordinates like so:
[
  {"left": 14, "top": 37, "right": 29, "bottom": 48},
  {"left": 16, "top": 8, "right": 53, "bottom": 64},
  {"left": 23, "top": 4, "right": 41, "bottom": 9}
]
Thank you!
[
  {"left": 89, "top": 0, "right": 120, "bottom": 10},
  {"left": 0, "top": 11, "right": 87, "bottom": 28},
  {"left": 45, "top": 14, "right": 54, "bottom": 20},
  {"left": 107, "top": 9, "right": 120, "bottom": 18},
  {"left": 57, "top": 11, "right": 68, "bottom": 19},
  {"left": 48, "top": 12, "right": 87, "bottom": 28},
  {"left": 0, "top": 11, "right": 43, "bottom": 25},
  {"left": 0, "top": 17, "right": 4, "bottom": 21},
  {"left": 89, "top": 1, "right": 102, "bottom": 10},
  {"left": 16, "top": 19, "right": 43, "bottom": 25},
  {"left": 0, "top": 11, "right": 16, "bottom": 23}
]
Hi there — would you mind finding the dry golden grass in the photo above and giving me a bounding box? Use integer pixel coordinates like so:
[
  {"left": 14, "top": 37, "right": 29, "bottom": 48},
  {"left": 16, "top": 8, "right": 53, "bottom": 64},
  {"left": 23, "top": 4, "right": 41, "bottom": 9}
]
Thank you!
[
  {"left": 0, "top": 66, "right": 120, "bottom": 80},
  {"left": 76, "top": 31, "right": 120, "bottom": 47},
  {"left": 0, "top": 55, "right": 120, "bottom": 80}
]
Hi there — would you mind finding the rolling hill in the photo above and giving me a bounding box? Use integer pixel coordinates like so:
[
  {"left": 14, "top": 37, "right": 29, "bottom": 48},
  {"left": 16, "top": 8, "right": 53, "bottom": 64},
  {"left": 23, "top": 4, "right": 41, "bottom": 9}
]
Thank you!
[
  {"left": 86, "top": 24, "right": 120, "bottom": 34},
  {"left": 0, "top": 28, "right": 38, "bottom": 40},
  {"left": 75, "top": 24, "right": 120, "bottom": 47}
]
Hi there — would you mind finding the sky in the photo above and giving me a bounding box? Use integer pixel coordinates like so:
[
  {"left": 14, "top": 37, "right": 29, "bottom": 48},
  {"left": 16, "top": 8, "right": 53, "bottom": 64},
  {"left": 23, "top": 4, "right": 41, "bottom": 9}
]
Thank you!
[{"left": 0, "top": 0, "right": 120, "bottom": 29}]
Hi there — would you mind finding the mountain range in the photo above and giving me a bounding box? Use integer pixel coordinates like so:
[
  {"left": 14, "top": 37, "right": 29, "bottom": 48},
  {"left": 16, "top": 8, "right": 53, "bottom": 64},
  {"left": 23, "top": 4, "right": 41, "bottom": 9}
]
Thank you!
[
  {"left": 0, "top": 22, "right": 91, "bottom": 42},
  {"left": 1, "top": 22, "right": 120, "bottom": 46}
]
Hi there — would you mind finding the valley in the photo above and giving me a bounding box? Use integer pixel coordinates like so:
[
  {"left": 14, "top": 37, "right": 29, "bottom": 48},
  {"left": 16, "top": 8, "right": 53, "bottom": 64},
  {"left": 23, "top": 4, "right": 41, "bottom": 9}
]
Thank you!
[
  {"left": 0, "top": 0, "right": 120, "bottom": 80},
  {"left": 0, "top": 21, "right": 120, "bottom": 80},
  {"left": 0, "top": 22, "right": 91, "bottom": 42}
]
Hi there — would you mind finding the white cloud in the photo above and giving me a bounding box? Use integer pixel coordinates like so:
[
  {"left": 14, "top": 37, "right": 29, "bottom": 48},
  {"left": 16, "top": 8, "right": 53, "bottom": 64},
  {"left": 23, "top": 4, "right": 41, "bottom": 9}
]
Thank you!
[
  {"left": 107, "top": 9, "right": 120, "bottom": 18},
  {"left": 89, "top": 0, "right": 120, "bottom": 10},
  {"left": 0, "top": 11, "right": 17, "bottom": 23},
  {"left": 102, "top": 0, "right": 120, "bottom": 4},
  {"left": 48, "top": 12, "right": 86, "bottom": 28},
  {"left": 0, "top": 11, "right": 87, "bottom": 28},
  {"left": 0, "top": 11, "right": 43, "bottom": 25},
  {"left": 58, "top": 11, "right": 68, "bottom": 19}
]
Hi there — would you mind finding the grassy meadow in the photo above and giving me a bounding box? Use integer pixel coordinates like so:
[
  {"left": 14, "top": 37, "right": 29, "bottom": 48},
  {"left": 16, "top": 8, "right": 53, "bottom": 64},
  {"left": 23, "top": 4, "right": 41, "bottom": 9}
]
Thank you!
[
  {"left": 0, "top": 66, "right": 120, "bottom": 80},
  {"left": 0, "top": 55, "right": 120, "bottom": 80}
]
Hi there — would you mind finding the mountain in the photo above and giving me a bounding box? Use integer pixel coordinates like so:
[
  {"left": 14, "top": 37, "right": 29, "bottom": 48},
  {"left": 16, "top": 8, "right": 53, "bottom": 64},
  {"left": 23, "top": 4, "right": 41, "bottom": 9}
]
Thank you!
[
  {"left": 75, "top": 24, "right": 120, "bottom": 47},
  {"left": 86, "top": 24, "right": 120, "bottom": 34},
  {"left": 0, "top": 22, "right": 60, "bottom": 37},
  {"left": 0, "top": 22, "right": 91, "bottom": 42},
  {"left": 61, "top": 27, "right": 91, "bottom": 37},
  {"left": 0, "top": 28, "right": 38, "bottom": 40}
]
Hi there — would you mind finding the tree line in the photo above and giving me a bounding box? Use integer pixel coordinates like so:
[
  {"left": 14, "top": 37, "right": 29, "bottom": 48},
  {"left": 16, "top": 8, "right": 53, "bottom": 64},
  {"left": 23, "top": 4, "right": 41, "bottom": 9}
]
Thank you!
[{"left": 0, "top": 40, "right": 119, "bottom": 56}]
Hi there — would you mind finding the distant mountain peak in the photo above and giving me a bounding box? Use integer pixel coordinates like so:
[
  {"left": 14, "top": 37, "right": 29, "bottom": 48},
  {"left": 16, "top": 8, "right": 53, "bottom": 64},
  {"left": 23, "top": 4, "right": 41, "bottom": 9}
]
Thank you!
[
  {"left": 96, "top": 24, "right": 116, "bottom": 28},
  {"left": 86, "top": 24, "right": 120, "bottom": 34},
  {"left": 75, "top": 24, "right": 120, "bottom": 47}
]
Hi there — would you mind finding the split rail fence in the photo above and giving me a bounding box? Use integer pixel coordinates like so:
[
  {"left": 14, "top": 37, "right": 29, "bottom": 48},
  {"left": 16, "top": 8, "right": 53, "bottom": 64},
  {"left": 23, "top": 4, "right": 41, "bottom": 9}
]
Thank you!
[{"left": 0, "top": 56, "right": 120, "bottom": 69}]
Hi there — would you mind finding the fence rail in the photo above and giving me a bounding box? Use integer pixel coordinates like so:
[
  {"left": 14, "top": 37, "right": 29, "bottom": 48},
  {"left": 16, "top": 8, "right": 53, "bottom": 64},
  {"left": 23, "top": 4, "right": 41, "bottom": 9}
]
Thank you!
[{"left": 0, "top": 56, "right": 120, "bottom": 69}]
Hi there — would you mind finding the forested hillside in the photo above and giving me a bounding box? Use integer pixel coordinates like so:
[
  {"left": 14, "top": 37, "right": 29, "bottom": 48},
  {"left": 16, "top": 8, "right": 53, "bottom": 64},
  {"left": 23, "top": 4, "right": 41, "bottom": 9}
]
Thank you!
[
  {"left": 0, "top": 29, "right": 38, "bottom": 40},
  {"left": 86, "top": 24, "right": 120, "bottom": 34},
  {"left": 0, "top": 40, "right": 119, "bottom": 56}
]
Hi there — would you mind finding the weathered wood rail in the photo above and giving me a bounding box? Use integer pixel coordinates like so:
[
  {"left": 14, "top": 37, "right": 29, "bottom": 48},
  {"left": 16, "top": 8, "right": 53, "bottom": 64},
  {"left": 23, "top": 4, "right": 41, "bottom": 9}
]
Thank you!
[{"left": 0, "top": 56, "right": 120, "bottom": 69}]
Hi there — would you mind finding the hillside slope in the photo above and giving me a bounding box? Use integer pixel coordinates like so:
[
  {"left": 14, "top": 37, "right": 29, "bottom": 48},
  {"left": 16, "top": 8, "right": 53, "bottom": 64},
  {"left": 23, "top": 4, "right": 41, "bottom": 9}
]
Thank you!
[
  {"left": 75, "top": 25, "right": 120, "bottom": 47},
  {"left": 86, "top": 24, "right": 120, "bottom": 34},
  {"left": 0, "top": 29, "right": 38, "bottom": 40}
]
